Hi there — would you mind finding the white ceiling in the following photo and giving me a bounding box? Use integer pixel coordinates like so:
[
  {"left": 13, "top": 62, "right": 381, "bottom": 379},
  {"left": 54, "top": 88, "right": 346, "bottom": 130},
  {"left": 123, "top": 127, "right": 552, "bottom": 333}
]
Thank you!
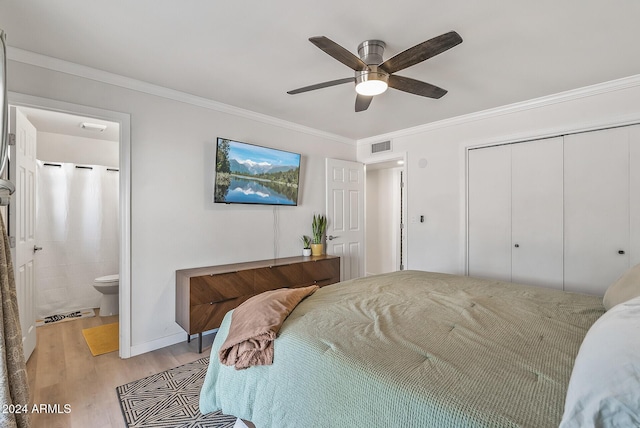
[
  {"left": 17, "top": 107, "right": 119, "bottom": 142},
  {"left": 2, "top": 1, "right": 640, "bottom": 141}
]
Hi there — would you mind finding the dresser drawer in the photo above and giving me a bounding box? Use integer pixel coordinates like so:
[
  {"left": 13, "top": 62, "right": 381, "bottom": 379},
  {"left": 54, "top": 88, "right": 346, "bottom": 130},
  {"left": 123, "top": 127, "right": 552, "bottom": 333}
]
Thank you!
[
  {"left": 302, "top": 258, "right": 340, "bottom": 286},
  {"left": 190, "top": 270, "right": 254, "bottom": 305},
  {"left": 254, "top": 264, "right": 304, "bottom": 292},
  {"left": 189, "top": 294, "right": 257, "bottom": 334}
]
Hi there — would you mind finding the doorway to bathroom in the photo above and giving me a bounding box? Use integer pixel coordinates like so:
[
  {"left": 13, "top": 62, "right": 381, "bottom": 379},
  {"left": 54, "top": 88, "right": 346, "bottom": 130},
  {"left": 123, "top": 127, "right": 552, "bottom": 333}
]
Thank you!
[
  {"left": 17, "top": 106, "right": 120, "bottom": 317},
  {"left": 9, "top": 92, "right": 131, "bottom": 358}
]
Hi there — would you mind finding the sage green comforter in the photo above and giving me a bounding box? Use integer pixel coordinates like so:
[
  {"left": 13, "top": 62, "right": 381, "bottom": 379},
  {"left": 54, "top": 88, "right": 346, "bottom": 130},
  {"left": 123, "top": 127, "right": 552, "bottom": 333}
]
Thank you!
[{"left": 199, "top": 270, "right": 604, "bottom": 427}]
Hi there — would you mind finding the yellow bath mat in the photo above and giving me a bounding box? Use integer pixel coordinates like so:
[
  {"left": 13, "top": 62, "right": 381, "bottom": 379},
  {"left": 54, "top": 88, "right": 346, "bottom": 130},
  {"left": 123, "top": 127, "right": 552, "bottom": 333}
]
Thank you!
[{"left": 82, "top": 322, "right": 119, "bottom": 356}]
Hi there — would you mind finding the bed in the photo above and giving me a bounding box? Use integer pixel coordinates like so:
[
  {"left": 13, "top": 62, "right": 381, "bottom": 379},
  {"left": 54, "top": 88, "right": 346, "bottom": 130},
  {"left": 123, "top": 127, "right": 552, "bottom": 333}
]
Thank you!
[{"left": 199, "top": 269, "right": 640, "bottom": 427}]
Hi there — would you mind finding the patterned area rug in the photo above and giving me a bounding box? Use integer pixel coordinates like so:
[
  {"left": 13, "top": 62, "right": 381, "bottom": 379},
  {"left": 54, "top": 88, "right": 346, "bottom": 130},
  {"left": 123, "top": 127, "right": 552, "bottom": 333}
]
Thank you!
[
  {"left": 36, "top": 309, "right": 95, "bottom": 326},
  {"left": 116, "top": 357, "right": 237, "bottom": 428}
]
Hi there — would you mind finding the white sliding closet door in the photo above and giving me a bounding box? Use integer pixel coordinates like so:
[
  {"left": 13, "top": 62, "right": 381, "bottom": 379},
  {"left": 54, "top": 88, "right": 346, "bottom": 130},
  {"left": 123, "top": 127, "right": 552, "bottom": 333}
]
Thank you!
[
  {"left": 564, "top": 127, "right": 630, "bottom": 295},
  {"left": 511, "top": 138, "right": 564, "bottom": 289},
  {"left": 468, "top": 138, "right": 564, "bottom": 288},
  {"left": 468, "top": 145, "right": 511, "bottom": 282}
]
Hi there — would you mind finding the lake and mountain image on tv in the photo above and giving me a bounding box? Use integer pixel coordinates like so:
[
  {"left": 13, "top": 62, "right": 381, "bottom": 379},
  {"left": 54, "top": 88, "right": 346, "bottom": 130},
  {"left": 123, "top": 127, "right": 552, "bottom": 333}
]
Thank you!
[{"left": 214, "top": 138, "right": 301, "bottom": 205}]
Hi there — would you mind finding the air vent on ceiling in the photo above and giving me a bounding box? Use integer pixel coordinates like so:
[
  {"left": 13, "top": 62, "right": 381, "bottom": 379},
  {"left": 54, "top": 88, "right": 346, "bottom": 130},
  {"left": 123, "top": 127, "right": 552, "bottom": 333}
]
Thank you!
[{"left": 371, "top": 140, "right": 391, "bottom": 154}]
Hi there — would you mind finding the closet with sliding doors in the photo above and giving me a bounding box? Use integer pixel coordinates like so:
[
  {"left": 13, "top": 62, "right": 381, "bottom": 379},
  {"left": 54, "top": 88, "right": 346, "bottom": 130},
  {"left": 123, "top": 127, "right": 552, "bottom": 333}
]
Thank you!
[{"left": 467, "top": 124, "right": 640, "bottom": 295}]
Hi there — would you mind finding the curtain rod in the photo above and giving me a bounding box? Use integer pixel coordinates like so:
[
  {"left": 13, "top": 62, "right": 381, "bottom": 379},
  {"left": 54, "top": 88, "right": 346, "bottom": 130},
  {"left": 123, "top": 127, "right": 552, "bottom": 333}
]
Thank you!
[{"left": 43, "top": 163, "right": 118, "bottom": 171}]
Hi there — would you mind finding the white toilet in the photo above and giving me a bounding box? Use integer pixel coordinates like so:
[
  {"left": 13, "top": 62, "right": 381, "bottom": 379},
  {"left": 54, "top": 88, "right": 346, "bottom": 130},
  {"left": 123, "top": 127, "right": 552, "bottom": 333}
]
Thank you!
[{"left": 93, "top": 274, "right": 119, "bottom": 316}]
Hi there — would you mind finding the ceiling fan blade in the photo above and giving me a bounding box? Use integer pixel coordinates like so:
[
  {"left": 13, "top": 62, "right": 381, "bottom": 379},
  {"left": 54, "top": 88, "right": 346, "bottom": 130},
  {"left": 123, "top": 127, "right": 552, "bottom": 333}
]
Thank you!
[
  {"left": 388, "top": 75, "right": 447, "bottom": 99},
  {"left": 379, "top": 31, "right": 462, "bottom": 74},
  {"left": 287, "top": 77, "right": 355, "bottom": 95},
  {"left": 309, "top": 36, "right": 368, "bottom": 71},
  {"left": 355, "top": 94, "right": 373, "bottom": 112}
]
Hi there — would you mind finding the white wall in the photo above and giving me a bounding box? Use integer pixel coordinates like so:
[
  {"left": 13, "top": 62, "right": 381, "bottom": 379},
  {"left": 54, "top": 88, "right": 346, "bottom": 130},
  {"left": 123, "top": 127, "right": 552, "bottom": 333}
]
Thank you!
[
  {"left": 7, "top": 60, "right": 356, "bottom": 353},
  {"left": 37, "top": 131, "right": 119, "bottom": 167},
  {"left": 357, "top": 77, "right": 640, "bottom": 275}
]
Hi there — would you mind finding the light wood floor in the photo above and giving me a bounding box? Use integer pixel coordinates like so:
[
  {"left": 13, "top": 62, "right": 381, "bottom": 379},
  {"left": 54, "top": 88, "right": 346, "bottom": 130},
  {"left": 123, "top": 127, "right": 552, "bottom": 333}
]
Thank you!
[{"left": 25, "top": 310, "right": 215, "bottom": 428}]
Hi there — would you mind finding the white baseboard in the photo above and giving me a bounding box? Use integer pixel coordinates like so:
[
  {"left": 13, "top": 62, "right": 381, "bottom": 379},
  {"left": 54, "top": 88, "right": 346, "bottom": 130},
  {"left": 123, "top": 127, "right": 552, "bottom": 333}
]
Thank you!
[
  {"left": 128, "top": 329, "right": 219, "bottom": 357},
  {"left": 128, "top": 332, "right": 185, "bottom": 357}
]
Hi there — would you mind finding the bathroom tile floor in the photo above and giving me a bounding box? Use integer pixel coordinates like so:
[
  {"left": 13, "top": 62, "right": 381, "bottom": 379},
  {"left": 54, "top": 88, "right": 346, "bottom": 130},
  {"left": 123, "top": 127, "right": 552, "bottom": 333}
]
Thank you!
[{"left": 25, "top": 309, "right": 215, "bottom": 427}]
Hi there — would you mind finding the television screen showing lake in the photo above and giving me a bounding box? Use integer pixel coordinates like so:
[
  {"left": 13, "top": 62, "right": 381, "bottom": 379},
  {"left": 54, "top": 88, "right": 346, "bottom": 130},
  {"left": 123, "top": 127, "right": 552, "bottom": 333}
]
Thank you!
[
  {"left": 214, "top": 138, "right": 301, "bottom": 205},
  {"left": 223, "top": 177, "right": 297, "bottom": 205}
]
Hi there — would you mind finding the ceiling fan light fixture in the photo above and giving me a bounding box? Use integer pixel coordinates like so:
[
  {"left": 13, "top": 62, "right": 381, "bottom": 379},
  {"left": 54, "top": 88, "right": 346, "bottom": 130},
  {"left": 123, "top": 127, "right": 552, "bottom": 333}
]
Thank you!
[
  {"left": 355, "top": 68, "right": 389, "bottom": 96},
  {"left": 355, "top": 79, "right": 388, "bottom": 96}
]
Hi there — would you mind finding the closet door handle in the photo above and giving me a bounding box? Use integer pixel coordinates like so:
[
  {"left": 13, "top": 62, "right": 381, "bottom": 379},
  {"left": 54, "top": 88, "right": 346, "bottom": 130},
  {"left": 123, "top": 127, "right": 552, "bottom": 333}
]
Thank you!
[
  {"left": 514, "top": 244, "right": 520, "bottom": 248},
  {"left": 33, "top": 245, "right": 43, "bottom": 253},
  {"left": 618, "top": 250, "right": 625, "bottom": 255}
]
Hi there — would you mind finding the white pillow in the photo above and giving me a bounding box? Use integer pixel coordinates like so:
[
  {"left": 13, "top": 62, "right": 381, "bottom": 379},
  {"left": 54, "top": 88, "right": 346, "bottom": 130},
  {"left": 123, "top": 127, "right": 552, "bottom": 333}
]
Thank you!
[
  {"left": 560, "top": 296, "right": 640, "bottom": 427},
  {"left": 603, "top": 263, "right": 640, "bottom": 311}
]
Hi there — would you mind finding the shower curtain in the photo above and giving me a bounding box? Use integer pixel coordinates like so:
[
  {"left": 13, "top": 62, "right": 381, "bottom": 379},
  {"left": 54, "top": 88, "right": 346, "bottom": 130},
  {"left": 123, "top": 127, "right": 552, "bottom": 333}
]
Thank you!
[{"left": 36, "top": 161, "right": 119, "bottom": 318}]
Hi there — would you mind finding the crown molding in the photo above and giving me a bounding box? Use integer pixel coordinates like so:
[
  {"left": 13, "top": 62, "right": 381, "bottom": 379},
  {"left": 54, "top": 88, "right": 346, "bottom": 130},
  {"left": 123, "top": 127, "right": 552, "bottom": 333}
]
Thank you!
[
  {"left": 357, "top": 73, "right": 640, "bottom": 145},
  {"left": 7, "top": 47, "right": 355, "bottom": 146}
]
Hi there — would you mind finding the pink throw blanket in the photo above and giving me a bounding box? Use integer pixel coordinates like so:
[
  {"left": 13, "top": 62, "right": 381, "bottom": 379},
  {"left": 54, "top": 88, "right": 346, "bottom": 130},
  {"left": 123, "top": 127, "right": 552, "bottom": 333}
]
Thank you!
[{"left": 219, "top": 285, "right": 319, "bottom": 370}]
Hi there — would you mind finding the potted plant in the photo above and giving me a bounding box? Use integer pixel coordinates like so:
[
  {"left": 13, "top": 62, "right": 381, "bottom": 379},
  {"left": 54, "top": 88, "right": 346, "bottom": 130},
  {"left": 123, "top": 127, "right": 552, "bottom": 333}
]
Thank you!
[
  {"left": 301, "top": 235, "right": 312, "bottom": 256},
  {"left": 311, "top": 214, "right": 327, "bottom": 256}
]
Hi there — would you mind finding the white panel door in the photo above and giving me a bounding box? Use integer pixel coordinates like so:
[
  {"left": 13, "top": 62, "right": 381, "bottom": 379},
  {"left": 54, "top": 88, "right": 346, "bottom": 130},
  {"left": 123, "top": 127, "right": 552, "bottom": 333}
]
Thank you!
[
  {"left": 9, "top": 107, "right": 37, "bottom": 361},
  {"left": 564, "top": 127, "right": 630, "bottom": 295},
  {"left": 325, "top": 158, "right": 364, "bottom": 281},
  {"left": 468, "top": 145, "right": 511, "bottom": 281},
  {"left": 511, "top": 137, "right": 564, "bottom": 289}
]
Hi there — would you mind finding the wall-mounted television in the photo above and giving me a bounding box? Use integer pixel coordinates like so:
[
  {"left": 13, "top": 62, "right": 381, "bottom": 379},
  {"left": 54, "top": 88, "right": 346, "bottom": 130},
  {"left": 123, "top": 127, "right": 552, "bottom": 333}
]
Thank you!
[{"left": 214, "top": 138, "right": 301, "bottom": 206}]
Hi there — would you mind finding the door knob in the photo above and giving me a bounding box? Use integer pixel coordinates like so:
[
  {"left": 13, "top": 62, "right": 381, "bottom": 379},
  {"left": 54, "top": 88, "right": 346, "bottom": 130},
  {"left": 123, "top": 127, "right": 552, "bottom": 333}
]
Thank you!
[
  {"left": 514, "top": 244, "right": 519, "bottom": 248},
  {"left": 327, "top": 235, "right": 338, "bottom": 241},
  {"left": 33, "top": 245, "right": 43, "bottom": 253},
  {"left": 618, "top": 250, "right": 626, "bottom": 255}
]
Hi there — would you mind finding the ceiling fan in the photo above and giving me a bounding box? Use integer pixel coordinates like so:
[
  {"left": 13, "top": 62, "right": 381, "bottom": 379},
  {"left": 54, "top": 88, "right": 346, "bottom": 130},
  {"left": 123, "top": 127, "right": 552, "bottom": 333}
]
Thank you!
[{"left": 287, "top": 31, "right": 463, "bottom": 112}]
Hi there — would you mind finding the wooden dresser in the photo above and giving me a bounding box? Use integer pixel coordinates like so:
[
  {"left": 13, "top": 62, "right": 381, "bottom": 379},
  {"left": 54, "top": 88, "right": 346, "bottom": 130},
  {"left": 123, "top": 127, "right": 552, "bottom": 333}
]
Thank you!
[{"left": 176, "top": 255, "right": 340, "bottom": 352}]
